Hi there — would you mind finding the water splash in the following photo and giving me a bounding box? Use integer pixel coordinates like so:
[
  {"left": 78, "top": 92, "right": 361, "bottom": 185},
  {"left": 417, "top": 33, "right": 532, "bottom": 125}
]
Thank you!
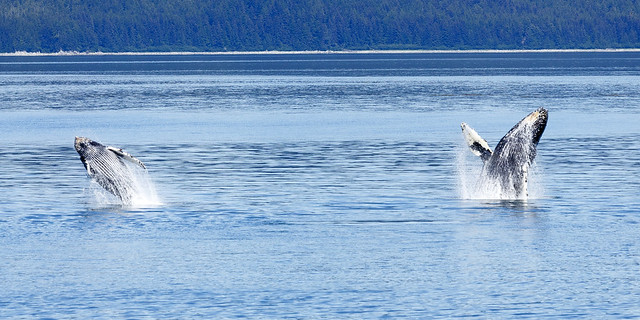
[
  {"left": 86, "top": 160, "right": 162, "bottom": 208},
  {"left": 456, "top": 143, "right": 544, "bottom": 200}
]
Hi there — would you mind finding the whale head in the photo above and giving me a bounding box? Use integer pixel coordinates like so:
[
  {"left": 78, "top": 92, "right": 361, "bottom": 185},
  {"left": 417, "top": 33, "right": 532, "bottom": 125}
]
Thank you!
[
  {"left": 74, "top": 136, "right": 104, "bottom": 157},
  {"left": 494, "top": 107, "right": 548, "bottom": 156},
  {"left": 75, "top": 136, "right": 105, "bottom": 167}
]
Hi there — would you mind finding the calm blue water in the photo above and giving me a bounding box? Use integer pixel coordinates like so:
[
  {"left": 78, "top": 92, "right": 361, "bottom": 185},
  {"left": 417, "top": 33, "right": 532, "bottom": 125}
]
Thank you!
[{"left": 1, "top": 52, "right": 640, "bottom": 318}]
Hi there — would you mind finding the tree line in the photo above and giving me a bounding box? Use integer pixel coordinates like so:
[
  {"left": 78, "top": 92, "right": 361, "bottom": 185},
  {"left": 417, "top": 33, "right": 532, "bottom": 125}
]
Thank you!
[{"left": 0, "top": 0, "right": 638, "bottom": 53}]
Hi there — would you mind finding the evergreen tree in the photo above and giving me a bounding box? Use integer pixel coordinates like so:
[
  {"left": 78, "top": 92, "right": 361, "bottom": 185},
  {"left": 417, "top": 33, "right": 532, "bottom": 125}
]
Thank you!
[{"left": 0, "top": 0, "right": 638, "bottom": 52}]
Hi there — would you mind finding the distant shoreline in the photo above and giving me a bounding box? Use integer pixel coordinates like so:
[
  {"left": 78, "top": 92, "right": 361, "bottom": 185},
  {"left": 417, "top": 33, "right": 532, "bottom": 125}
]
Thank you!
[{"left": 1, "top": 48, "right": 640, "bottom": 56}]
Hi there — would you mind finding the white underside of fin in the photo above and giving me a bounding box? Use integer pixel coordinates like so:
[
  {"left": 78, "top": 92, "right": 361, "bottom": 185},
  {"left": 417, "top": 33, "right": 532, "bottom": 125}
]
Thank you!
[{"left": 461, "top": 122, "right": 493, "bottom": 157}]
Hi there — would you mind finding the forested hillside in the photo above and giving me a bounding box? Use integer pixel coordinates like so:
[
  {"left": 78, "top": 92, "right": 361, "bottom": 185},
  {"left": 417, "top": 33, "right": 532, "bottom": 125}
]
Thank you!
[{"left": 1, "top": 0, "right": 639, "bottom": 52}]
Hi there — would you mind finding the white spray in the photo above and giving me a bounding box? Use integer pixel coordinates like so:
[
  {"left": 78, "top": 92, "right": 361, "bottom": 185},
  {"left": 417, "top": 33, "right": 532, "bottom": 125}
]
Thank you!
[
  {"left": 456, "top": 143, "right": 543, "bottom": 200},
  {"left": 89, "top": 160, "right": 162, "bottom": 207}
]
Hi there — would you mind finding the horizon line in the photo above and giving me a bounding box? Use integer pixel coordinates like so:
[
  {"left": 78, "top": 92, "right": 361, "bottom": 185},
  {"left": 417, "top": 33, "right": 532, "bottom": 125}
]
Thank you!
[{"left": 2, "top": 48, "right": 640, "bottom": 56}]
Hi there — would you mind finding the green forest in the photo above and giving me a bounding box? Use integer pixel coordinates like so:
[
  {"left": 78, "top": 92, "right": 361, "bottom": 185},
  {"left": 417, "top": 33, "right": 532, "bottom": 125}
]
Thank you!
[{"left": 0, "top": 0, "right": 639, "bottom": 53}]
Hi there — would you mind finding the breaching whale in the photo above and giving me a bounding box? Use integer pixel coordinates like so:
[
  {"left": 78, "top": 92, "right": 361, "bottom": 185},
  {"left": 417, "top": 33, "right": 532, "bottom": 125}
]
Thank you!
[
  {"left": 74, "top": 136, "right": 148, "bottom": 204},
  {"left": 461, "top": 108, "right": 548, "bottom": 199}
]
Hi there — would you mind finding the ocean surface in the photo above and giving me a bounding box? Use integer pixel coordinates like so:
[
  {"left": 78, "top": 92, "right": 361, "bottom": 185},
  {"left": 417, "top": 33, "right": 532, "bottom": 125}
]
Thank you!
[{"left": 1, "top": 52, "right": 640, "bottom": 318}]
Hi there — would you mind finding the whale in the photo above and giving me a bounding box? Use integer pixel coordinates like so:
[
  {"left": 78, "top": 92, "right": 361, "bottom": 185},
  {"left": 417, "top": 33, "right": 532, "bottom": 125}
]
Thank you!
[
  {"left": 461, "top": 107, "right": 548, "bottom": 199},
  {"left": 74, "top": 137, "right": 147, "bottom": 204}
]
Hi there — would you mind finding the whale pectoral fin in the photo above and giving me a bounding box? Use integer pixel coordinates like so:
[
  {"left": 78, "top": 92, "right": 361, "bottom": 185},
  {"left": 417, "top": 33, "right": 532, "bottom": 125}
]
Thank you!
[
  {"left": 461, "top": 122, "right": 493, "bottom": 162},
  {"left": 107, "top": 146, "right": 147, "bottom": 170}
]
